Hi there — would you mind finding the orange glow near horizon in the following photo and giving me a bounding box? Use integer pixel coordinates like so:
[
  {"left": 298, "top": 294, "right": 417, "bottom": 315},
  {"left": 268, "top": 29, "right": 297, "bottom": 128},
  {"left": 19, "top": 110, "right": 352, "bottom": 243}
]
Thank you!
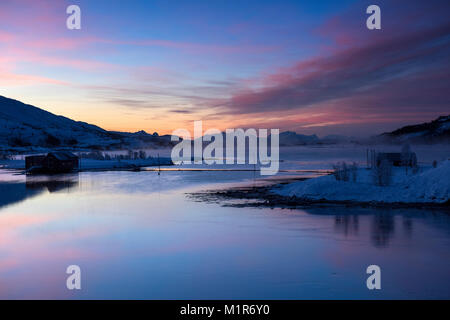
[{"left": 1, "top": 0, "right": 448, "bottom": 138}]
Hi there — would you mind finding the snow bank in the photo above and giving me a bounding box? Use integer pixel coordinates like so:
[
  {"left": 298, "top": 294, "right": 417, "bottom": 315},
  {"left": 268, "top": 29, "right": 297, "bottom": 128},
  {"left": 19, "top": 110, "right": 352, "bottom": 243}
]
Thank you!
[
  {"left": 273, "top": 161, "right": 450, "bottom": 204},
  {"left": 0, "top": 160, "right": 24, "bottom": 169}
]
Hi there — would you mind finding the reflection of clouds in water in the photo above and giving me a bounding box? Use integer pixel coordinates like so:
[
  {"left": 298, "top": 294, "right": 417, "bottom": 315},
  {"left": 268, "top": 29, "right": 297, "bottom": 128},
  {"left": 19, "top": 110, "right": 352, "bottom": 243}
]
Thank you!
[
  {"left": 80, "top": 170, "right": 260, "bottom": 195},
  {"left": 0, "top": 169, "right": 449, "bottom": 299}
]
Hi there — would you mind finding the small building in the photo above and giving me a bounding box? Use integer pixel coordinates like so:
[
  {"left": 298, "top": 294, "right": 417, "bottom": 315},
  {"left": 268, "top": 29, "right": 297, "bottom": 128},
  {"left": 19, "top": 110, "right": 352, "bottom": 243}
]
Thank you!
[
  {"left": 25, "top": 155, "right": 46, "bottom": 170},
  {"left": 25, "top": 152, "right": 79, "bottom": 173},
  {"left": 376, "top": 152, "right": 417, "bottom": 167}
]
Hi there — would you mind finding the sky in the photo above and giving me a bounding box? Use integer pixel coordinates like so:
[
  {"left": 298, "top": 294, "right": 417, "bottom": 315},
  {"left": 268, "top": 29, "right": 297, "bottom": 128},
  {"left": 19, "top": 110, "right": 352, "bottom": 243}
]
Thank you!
[{"left": 0, "top": 0, "right": 449, "bottom": 137}]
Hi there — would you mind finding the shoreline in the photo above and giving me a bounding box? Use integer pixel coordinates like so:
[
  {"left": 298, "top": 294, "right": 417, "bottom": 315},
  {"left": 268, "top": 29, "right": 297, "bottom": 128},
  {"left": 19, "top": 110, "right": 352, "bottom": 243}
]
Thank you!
[{"left": 189, "top": 177, "right": 450, "bottom": 210}]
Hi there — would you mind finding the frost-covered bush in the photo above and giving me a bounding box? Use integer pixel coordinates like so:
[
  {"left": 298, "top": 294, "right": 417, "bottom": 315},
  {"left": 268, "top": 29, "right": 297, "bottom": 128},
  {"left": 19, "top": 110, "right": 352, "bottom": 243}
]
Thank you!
[
  {"left": 126, "top": 150, "right": 146, "bottom": 159},
  {"left": 372, "top": 159, "right": 392, "bottom": 186},
  {"left": 80, "top": 150, "right": 149, "bottom": 161},
  {"left": 80, "top": 151, "right": 105, "bottom": 160},
  {"left": 139, "top": 150, "right": 147, "bottom": 159},
  {"left": 401, "top": 144, "right": 411, "bottom": 165},
  {"left": 350, "top": 162, "right": 358, "bottom": 182},
  {"left": 333, "top": 162, "right": 350, "bottom": 181},
  {"left": 0, "top": 152, "right": 13, "bottom": 160}
]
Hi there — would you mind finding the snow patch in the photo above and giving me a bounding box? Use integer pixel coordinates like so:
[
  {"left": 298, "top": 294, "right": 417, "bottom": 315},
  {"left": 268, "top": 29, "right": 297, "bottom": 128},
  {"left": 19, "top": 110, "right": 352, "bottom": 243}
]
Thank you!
[{"left": 273, "top": 161, "right": 450, "bottom": 204}]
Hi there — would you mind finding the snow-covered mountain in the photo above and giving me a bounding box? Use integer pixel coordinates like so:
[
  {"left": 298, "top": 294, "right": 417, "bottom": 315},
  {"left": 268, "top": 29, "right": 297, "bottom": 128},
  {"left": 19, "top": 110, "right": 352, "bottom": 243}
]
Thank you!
[
  {"left": 0, "top": 96, "right": 174, "bottom": 151},
  {"left": 3, "top": 95, "right": 446, "bottom": 151},
  {"left": 278, "top": 132, "right": 355, "bottom": 145},
  {"left": 320, "top": 134, "right": 354, "bottom": 144},
  {"left": 200, "top": 130, "right": 344, "bottom": 146},
  {"left": 278, "top": 131, "right": 319, "bottom": 146},
  {"left": 379, "top": 115, "right": 450, "bottom": 144}
]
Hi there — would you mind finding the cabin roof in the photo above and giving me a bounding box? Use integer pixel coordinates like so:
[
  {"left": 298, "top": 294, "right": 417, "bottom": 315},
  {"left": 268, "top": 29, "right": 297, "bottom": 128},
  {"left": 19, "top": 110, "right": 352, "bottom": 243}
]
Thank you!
[
  {"left": 26, "top": 155, "right": 46, "bottom": 160},
  {"left": 376, "top": 152, "right": 416, "bottom": 161},
  {"left": 377, "top": 152, "right": 402, "bottom": 157},
  {"left": 47, "top": 151, "right": 78, "bottom": 161}
]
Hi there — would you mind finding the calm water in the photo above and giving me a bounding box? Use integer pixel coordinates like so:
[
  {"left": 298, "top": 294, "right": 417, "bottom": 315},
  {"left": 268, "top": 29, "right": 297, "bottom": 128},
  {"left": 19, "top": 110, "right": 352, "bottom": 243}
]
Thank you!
[{"left": 1, "top": 146, "right": 449, "bottom": 299}]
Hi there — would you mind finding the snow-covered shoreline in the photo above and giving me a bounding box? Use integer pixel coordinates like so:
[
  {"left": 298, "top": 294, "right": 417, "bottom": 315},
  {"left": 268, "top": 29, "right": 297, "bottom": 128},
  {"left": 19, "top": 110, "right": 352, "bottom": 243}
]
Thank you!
[{"left": 271, "top": 161, "right": 450, "bottom": 205}]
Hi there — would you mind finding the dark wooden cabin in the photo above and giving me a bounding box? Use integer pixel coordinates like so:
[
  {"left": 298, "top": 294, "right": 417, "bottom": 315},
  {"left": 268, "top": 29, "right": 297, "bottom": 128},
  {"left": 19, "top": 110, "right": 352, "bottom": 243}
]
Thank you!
[
  {"left": 25, "top": 155, "right": 46, "bottom": 170},
  {"left": 25, "top": 152, "right": 79, "bottom": 173},
  {"left": 376, "top": 152, "right": 417, "bottom": 167}
]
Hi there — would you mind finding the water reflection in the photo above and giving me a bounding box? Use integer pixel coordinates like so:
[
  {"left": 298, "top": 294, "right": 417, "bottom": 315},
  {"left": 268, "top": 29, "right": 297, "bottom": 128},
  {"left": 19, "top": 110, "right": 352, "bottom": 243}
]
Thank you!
[
  {"left": 0, "top": 181, "right": 43, "bottom": 210},
  {"left": 334, "top": 214, "right": 359, "bottom": 236},
  {"left": 0, "top": 174, "right": 79, "bottom": 209},
  {"left": 371, "top": 211, "right": 395, "bottom": 248},
  {"left": 304, "top": 206, "right": 450, "bottom": 248},
  {"left": 25, "top": 174, "right": 79, "bottom": 193},
  {"left": 0, "top": 170, "right": 449, "bottom": 299}
]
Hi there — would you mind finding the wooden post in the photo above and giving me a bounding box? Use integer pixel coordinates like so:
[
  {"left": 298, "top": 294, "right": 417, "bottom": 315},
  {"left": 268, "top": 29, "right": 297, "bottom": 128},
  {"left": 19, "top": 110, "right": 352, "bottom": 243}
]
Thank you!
[{"left": 158, "top": 153, "right": 161, "bottom": 175}]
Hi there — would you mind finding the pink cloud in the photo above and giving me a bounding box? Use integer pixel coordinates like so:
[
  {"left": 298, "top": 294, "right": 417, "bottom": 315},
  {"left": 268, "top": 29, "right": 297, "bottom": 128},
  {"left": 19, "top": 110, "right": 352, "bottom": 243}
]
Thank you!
[
  {"left": 220, "top": 18, "right": 450, "bottom": 134},
  {"left": 0, "top": 31, "right": 14, "bottom": 42},
  {"left": 0, "top": 67, "right": 67, "bottom": 86}
]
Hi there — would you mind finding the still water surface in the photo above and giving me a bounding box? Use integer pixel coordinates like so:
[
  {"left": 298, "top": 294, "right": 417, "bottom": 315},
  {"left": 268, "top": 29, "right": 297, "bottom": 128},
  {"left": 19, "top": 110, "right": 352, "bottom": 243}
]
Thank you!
[{"left": 0, "top": 146, "right": 449, "bottom": 299}]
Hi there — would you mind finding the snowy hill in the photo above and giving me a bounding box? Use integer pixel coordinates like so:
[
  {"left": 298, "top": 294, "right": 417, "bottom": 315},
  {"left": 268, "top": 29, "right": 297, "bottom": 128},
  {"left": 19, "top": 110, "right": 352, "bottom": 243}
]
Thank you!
[
  {"left": 379, "top": 115, "right": 450, "bottom": 144},
  {"left": 0, "top": 96, "right": 174, "bottom": 151},
  {"left": 273, "top": 160, "right": 450, "bottom": 204}
]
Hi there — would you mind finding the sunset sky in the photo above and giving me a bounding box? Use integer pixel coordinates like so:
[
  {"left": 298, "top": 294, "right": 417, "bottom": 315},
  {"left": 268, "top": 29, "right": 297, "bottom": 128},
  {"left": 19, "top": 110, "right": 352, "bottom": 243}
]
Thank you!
[{"left": 0, "top": 0, "right": 449, "bottom": 136}]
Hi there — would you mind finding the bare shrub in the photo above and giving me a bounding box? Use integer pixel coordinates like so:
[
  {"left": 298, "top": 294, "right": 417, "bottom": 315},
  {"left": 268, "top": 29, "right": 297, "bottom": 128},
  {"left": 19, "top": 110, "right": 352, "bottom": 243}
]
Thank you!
[
  {"left": 80, "top": 151, "right": 105, "bottom": 160},
  {"left": 401, "top": 144, "right": 411, "bottom": 163},
  {"left": 0, "top": 152, "right": 13, "bottom": 160},
  {"left": 139, "top": 150, "right": 147, "bottom": 159},
  {"left": 401, "top": 143, "right": 411, "bottom": 174},
  {"left": 372, "top": 159, "right": 392, "bottom": 186},
  {"left": 350, "top": 162, "right": 358, "bottom": 182},
  {"left": 332, "top": 162, "right": 350, "bottom": 181}
]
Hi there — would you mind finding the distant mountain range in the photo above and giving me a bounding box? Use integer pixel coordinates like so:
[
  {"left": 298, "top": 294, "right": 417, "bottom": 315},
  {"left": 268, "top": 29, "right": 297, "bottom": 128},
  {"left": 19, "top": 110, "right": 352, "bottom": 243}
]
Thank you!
[
  {"left": 278, "top": 131, "right": 354, "bottom": 146},
  {"left": 378, "top": 115, "right": 450, "bottom": 144},
  {"left": 0, "top": 95, "right": 174, "bottom": 151},
  {"left": 276, "top": 116, "right": 450, "bottom": 145},
  {"left": 278, "top": 116, "right": 450, "bottom": 145},
  {"left": 0, "top": 95, "right": 448, "bottom": 151}
]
